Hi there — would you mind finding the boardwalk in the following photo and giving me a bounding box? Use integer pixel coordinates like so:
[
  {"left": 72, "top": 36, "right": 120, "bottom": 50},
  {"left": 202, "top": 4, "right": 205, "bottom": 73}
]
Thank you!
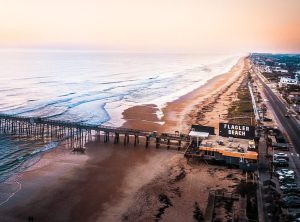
[{"left": 0, "top": 113, "right": 190, "bottom": 151}]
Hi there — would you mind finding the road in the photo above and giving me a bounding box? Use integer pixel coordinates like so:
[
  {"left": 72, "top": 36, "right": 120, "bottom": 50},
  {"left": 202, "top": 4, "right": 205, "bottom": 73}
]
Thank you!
[
  {"left": 254, "top": 69, "right": 300, "bottom": 220},
  {"left": 257, "top": 74, "right": 300, "bottom": 152}
]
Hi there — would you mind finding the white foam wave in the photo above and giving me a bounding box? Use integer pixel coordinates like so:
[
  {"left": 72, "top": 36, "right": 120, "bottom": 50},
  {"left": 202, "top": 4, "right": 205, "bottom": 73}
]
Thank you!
[{"left": 0, "top": 50, "right": 244, "bottom": 126}]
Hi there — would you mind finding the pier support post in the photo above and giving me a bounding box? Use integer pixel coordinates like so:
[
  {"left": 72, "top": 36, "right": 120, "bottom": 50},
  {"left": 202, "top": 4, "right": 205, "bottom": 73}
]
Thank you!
[
  {"left": 104, "top": 131, "right": 109, "bottom": 143},
  {"left": 156, "top": 137, "right": 160, "bottom": 149},
  {"left": 178, "top": 140, "right": 182, "bottom": 150},
  {"left": 146, "top": 136, "right": 150, "bottom": 148},
  {"left": 134, "top": 135, "right": 138, "bottom": 146},
  {"left": 96, "top": 130, "right": 100, "bottom": 141},
  {"left": 114, "top": 133, "right": 119, "bottom": 144},
  {"left": 124, "top": 134, "right": 128, "bottom": 146},
  {"left": 167, "top": 139, "right": 170, "bottom": 150}
]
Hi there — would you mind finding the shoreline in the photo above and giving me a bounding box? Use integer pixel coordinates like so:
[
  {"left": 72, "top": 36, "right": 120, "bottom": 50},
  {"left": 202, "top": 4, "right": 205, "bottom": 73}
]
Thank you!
[
  {"left": 0, "top": 57, "right": 249, "bottom": 222},
  {"left": 122, "top": 57, "right": 246, "bottom": 133}
]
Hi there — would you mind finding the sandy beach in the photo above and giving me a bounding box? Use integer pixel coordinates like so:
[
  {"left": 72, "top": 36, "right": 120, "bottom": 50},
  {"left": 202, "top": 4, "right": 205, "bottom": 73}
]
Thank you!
[
  {"left": 122, "top": 57, "right": 247, "bottom": 134},
  {"left": 0, "top": 57, "right": 250, "bottom": 222}
]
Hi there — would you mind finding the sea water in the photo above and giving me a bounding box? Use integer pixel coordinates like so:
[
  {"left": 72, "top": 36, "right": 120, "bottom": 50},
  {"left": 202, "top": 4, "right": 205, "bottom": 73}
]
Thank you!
[{"left": 0, "top": 49, "right": 242, "bottom": 182}]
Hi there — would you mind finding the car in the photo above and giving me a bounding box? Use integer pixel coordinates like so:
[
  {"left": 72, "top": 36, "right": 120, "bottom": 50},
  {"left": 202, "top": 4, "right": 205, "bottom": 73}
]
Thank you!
[
  {"left": 279, "top": 177, "right": 295, "bottom": 184},
  {"left": 263, "top": 117, "right": 272, "bottom": 122},
  {"left": 275, "top": 169, "right": 295, "bottom": 177},
  {"left": 280, "top": 183, "right": 298, "bottom": 190},
  {"left": 274, "top": 156, "right": 289, "bottom": 161},
  {"left": 281, "top": 184, "right": 300, "bottom": 193},
  {"left": 282, "top": 199, "right": 300, "bottom": 208},
  {"left": 290, "top": 212, "right": 300, "bottom": 221},
  {"left": 274, "top": 152, "right": 288, "bottom": 158},
  {"left": 279, "top": 174, "right": 295, "bottom": 181},
  {"left": 283, "top": 188, "right": 300, "bottom": 194},
  {"left": 282, "top": 196, "right": 300, "bottom": 203},
  {"left": 282, "top": 193, "right": 300, "bottom": 199},
  {"left": 273, "top": 158, "right": 289, "bottom": 167}
]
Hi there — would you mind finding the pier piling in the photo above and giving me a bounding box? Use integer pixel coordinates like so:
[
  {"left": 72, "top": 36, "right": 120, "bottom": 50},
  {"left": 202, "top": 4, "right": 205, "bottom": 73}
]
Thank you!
[{"left": 0, "top": 113, "right": 190, "bottom": 152}]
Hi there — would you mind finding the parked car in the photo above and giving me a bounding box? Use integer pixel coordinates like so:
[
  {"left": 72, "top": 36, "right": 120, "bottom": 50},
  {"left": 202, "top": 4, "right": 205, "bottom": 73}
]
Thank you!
[
  {"left": 274, "top": 152, "right": 288, "bottom": 159},
  {"left": 279, "top": 177, "right": 295, "bottom": 185},
  {"left": 282, "top": 196, "right": 300, "bottom": 202},
  {"left": 279, "top": 174, "right": 295, "bottom": 180},
  {"left": 283, "top": 200, "right": 300, "bottom": 208},
  {"left": 273, "top": 158, "right": 289, "bottom": 167},
  {"left": 281, "top": 183, "right": 300, "bottom": 193},
  {"left": 282, "top": 193, "right": 300, "bottom": 199},
  {"left": 263, "top": 117, "right": 273, "bottom": 122},
  {"left": 280, "top": 183, "right": 298, "bottom": 189},
  {"left": 275, "top": 169, "right": 295, "bottom": 177},
  {"left": 282, "top": 196, "right": 300, "bottom": 208},
  {"left": 274, "top": 156, "right": 289, "bottom": 162},
  {"left": 289, "top": 212, "right": 300, "bottom": 221}
]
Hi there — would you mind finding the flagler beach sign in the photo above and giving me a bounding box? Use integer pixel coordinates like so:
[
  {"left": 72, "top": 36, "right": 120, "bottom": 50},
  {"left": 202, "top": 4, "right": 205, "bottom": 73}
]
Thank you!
[{"left": 219, "top": 123, "right": 255, "bottom": 139}]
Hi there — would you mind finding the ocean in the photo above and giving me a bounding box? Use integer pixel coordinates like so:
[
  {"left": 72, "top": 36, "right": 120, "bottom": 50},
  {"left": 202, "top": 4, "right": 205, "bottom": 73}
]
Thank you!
[{"left": 0, "top": 49, "right": 242, "bottom": 182}]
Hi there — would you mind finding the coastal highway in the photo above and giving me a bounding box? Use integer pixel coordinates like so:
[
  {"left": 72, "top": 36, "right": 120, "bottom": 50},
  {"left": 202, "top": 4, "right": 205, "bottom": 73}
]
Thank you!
[{"left": 256, "top": 73, "right": 300, "bottom": 155}]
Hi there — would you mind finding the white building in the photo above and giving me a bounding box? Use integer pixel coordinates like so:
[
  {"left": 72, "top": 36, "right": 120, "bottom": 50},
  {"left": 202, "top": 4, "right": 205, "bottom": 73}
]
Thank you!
[
  {"left": 279, "top": 76, "right": 299, "bottom": 87},
  {"left": 273, "top": 66, "right": 288, "bottom": 73},
  {"left": 264, "top": 66, "right": 272, "bottom": 73}
]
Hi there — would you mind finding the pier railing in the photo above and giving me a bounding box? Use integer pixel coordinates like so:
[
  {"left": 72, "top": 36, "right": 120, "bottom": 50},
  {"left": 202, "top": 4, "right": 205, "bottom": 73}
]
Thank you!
[{"left": 0, "top": 113, "right": 190, "bottom": 151}]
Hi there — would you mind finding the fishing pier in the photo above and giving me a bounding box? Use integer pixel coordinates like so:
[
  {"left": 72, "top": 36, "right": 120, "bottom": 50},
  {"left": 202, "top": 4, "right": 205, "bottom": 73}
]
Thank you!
[{"left": 0, "top": 113, "right": 190, "bottom": 152}]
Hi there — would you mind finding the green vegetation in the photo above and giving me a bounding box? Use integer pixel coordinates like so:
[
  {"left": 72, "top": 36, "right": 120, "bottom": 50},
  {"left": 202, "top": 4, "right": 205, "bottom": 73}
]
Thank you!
[{"left": 227, "top": 74, "right": 255, "bottom": 125}]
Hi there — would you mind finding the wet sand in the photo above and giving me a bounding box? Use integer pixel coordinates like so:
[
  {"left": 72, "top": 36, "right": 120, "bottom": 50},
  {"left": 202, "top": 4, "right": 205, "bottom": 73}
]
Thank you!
[
  {"left": 122, "top": 57, "right": 246, "bottom": 134},
  {"left": 0, "top": 57, "right": 249, "bottom": 222},
  {"left": 0, "top": 140, "right": 180, "bottom": 222}
]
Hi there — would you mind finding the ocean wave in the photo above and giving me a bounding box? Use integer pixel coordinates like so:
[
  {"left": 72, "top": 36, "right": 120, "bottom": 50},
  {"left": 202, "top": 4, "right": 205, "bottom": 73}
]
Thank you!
[
  {"left": 0, "top": 51, "right": 242, "bottom": 183},
  {"left": 0, "top": 138, "right": 60, "bottom": 183}
]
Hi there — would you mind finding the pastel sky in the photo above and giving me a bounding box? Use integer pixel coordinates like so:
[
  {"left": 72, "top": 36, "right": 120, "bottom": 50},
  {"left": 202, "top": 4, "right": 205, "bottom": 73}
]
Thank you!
[{"left": 0, "top": 0, "right": 299, "bottom": 52}]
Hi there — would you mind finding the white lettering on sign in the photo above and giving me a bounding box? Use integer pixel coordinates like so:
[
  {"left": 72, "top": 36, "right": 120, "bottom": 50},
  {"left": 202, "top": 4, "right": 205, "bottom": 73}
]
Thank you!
[
  {"left": 228, "top": 130, "right": 246, "bottom": 136},
  {"left": 224, "top": 124, "right": 250, "bottom": 131},
  {"left": 220, "top": 123, "right": 254, "bottom": 139}
]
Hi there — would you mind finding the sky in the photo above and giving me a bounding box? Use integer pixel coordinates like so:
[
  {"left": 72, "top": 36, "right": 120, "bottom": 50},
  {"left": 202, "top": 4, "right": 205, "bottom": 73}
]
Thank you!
[{"left": 0, "top": 0, "right": 299, "bottom": 53}]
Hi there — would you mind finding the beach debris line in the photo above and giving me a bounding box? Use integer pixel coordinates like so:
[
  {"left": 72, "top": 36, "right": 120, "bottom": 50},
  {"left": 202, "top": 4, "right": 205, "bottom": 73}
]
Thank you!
[
  {"left": 193, "top": 202, "right": 204, "bottom": 222},
  {"left": 155, "top": 194, "right": 173, "bottom": 221}
]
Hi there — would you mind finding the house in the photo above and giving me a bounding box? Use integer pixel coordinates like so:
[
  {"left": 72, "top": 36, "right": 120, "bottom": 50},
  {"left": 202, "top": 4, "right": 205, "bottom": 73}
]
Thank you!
[{"left": 279, "top": 76, "right": 298, "bottom": 87}]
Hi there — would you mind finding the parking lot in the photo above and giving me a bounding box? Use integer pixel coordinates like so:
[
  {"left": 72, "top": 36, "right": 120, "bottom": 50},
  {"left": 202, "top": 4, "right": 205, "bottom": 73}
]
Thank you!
[{"left": 262, "top": 128, "right": 300, "bottom": 221}]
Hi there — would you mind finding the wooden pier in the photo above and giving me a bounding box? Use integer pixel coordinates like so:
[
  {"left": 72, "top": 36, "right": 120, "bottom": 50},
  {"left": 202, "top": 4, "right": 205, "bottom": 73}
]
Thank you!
[{"left": 0, "top": 113, "right": 190, "bottom": 152}]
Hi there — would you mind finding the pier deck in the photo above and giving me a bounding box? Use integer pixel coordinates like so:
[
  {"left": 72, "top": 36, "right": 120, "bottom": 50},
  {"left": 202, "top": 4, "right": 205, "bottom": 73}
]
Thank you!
[{"left": 0, "top": 113, "right": 190, "bottom": 151}]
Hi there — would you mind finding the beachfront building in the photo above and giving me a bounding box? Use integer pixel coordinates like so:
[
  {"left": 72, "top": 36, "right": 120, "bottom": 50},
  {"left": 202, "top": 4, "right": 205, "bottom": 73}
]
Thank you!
[
  {"left": 199, "top": 135, "right": 257, "bottom": 171},
  {"left": 278, "top": 76, "right": 299, "bottom": 87},
  {"left": 264, "top": 66, "right": 272, "bottom": 73},
  {"left": 273, "top": 66, "right": 288, "bottom": 74},
  {"left": 188, "top": 124, "right": 214, "bottom": 147},
  {"left": 185, "top": 124, "right": 258, "bottom": 171}
]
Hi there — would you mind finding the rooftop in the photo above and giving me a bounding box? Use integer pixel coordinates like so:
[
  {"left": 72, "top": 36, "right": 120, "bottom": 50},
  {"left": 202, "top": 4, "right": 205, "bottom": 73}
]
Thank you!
[{"left": 198, "top": 135, "right": 258, "bottom": 160}]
